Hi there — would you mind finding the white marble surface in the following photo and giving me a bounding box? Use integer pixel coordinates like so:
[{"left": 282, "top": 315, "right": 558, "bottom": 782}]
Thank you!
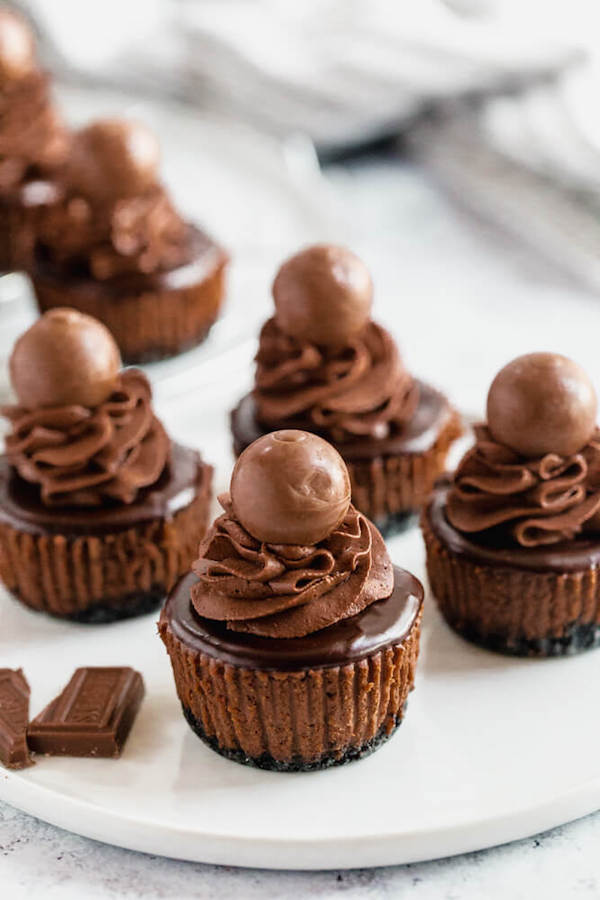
[
  {"left": 3, "top": 151, "right": 600, "bottom": 895},
  {"left": 2, "top": 801, "right": 600, "bottom": 899}
]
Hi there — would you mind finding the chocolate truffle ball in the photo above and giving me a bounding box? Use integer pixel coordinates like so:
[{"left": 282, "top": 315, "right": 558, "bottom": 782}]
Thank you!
[
  {"left": 67, "top": 119, "right": 160, "bottom": 201},
  {"left": 272, "top": 244, "right": 372, "bottom": 347},
  {"left": 0, "top": 9, "right": 35, "bottom": 83},
  {"left": 230, "top": 430, "right": 351, "bottom": 544},
  {"left": 10, "top": 308, "right": 121, "bottom": 409},
  {"left": 487, "top": 352, "right": 597, "bottom": 458}
]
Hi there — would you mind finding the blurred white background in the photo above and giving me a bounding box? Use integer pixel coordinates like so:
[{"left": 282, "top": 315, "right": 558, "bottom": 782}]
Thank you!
[{"left": 24, "top": 0, "right": 600, "bottom": 289}]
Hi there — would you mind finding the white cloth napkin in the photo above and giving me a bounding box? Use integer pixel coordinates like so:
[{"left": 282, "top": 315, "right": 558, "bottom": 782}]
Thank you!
[
  {"left": 411, "top": 54, "right": 600, "bottom": 292},
  {"left": 15, "top": 0, "right": 600, "bottom": 288},
  {"left": 178, "top": 0, "right": 579, "bottom": 152},
  {"left": 18, "top": 0, "right": 580, "bottom": 152}
]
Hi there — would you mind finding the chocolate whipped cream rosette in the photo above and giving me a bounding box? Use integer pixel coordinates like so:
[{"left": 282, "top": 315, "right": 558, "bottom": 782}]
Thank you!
[
  {"left": 160, "top": 429, "right": 423, "bottom": 771},
  {"left": 231, "top": 244, "right": 462, "bottom": 535},
  {"left": 0, "top": 309, "right": 213, "bottom": 622},
  {"left": 422, "top": 352, "right": 600, "bottom": 657},
  {"left": 30, "top": 118, "right": 228, "bottom": 363},
  {"left": 0, "top": 8, "right": 68, "bottom": 271}
]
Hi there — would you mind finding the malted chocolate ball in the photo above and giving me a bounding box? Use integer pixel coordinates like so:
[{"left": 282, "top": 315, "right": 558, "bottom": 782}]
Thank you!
[
  {"left": 10, "top": 308, "right": 121, "bottom": 409},
  {"left": 230, "top": 430, "right": 351, "bottom": 544},
  {"left": 67, "top": 119, "right": 160, "bottom": 201},
  {"left": 0, "top": 9, "right": 35, "bottom": 83},
  {"left": 487, "top": 352, "right": 597, "bottom": 458},
  {"left": 272, "top": 244, "right": 372, "bottom": 347}
]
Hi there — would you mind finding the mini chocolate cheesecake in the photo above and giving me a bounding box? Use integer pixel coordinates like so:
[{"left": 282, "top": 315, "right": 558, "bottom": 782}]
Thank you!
[
  {"left": 29, "top": 119, "right": 228, "bottom": 363},
  {"left": 231, "top": 244, "right": 461, "bottom": 536},
  {"left": 160, "top": 429, "right": 423, "bottom": 771},
  {"left": 0, "top": 309, "right": 212, "bottom": 622},
  {"left": 0, "top": 9, "right": 69, "bottom": 271},
  {"left": 422, "top": 353, "right": 600, "bottom": 657}
]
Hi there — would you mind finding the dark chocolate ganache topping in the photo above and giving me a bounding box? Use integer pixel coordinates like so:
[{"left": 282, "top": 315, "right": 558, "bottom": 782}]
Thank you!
[
  {"left": 429, "top": 482, "right": 600, "bottom": 573},
  {"left": 232, "top": 382, "right": 458, "bottom": 461},
  {"left": 191, "top": 494, "right": 393, "bottom": 638},
  {"left": 2, "top": 368, "right": 170, "bottom": 507},
  {"left": 165, "top": 567, "right": 423, "bottom": 670},
  {"left": 253, "top": 318, "right": 419, "bottom": 444},
  {"left": 446, "top": 424, "right": 600, "bottom": 547},
  {"left": 0, "top": 444, "right": 207, "bottom": 536}
]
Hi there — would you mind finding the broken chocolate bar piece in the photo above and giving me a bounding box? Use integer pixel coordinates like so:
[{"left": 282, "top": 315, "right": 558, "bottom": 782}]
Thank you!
[
  {"left": 0, "top": 668, "right": 34, "bottom": 769},
  {"left": 27, "top": 667, "right": 145, "bottom": 758}
]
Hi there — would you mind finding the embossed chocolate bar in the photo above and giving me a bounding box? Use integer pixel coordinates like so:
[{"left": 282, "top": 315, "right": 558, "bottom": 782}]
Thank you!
[
  {"left": 27, "top": 667, "right": 144, "bottom": 757},
  {"left": 0, "top": 668, "right": 33, "bottom": 769}
]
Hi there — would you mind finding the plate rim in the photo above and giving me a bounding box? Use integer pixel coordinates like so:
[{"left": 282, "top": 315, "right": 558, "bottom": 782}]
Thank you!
[{"left": 1, "top": 768, "right": 599, "bottom": 869}]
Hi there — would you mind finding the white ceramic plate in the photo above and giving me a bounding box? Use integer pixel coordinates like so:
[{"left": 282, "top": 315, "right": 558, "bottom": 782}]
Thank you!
[
  {"left": 1, "top": 377, "right": 600, "bottom": 870},
  {"left": 2, "top": 85, "right": 600, "bottom": 872}
]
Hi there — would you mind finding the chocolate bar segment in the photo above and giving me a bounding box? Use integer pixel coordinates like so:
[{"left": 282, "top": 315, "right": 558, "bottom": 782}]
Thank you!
[
  {"left": 27, "top": 667, "right": 144, "bottom": 758},
  {"left": 0, "top": 668, "right": 34, "bottom": 769}
]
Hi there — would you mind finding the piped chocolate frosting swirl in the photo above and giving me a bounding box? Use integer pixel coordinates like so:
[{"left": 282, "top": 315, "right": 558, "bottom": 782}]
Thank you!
[
  {"left": 34, "top": 119, "right": 190, "bottom": 279},
  {"left": 446, "top": 425, "right": 600, "bottom": 547},
  {"left": 3, "top": 369, "right": 169, "bottom": 507},
  {"left": 0, "top": 10, "right": 68, "bottom": 195},
  {"left": 36, "top": 185, "right": 189, "bottom": 279},
  {"left": 191, "top": 430, "right": 393, "bottom": 638},
  {"left": 192, "top": 496, "right": 392, "bottom": 638},
  {"left": 0, "top": 72, "right": 67, "bottom": 195},
  {"left": 254, "top": 243, "right": 419, "bottom": 444},
  {"left": 446, "top": 354, "right": 600, "bottom": 548},
  {"left": 254, "top": 319, "right": 418, "bottom": 443},
  {"left": 3, "top": 308, "right": 170, "bottom": 507}
]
